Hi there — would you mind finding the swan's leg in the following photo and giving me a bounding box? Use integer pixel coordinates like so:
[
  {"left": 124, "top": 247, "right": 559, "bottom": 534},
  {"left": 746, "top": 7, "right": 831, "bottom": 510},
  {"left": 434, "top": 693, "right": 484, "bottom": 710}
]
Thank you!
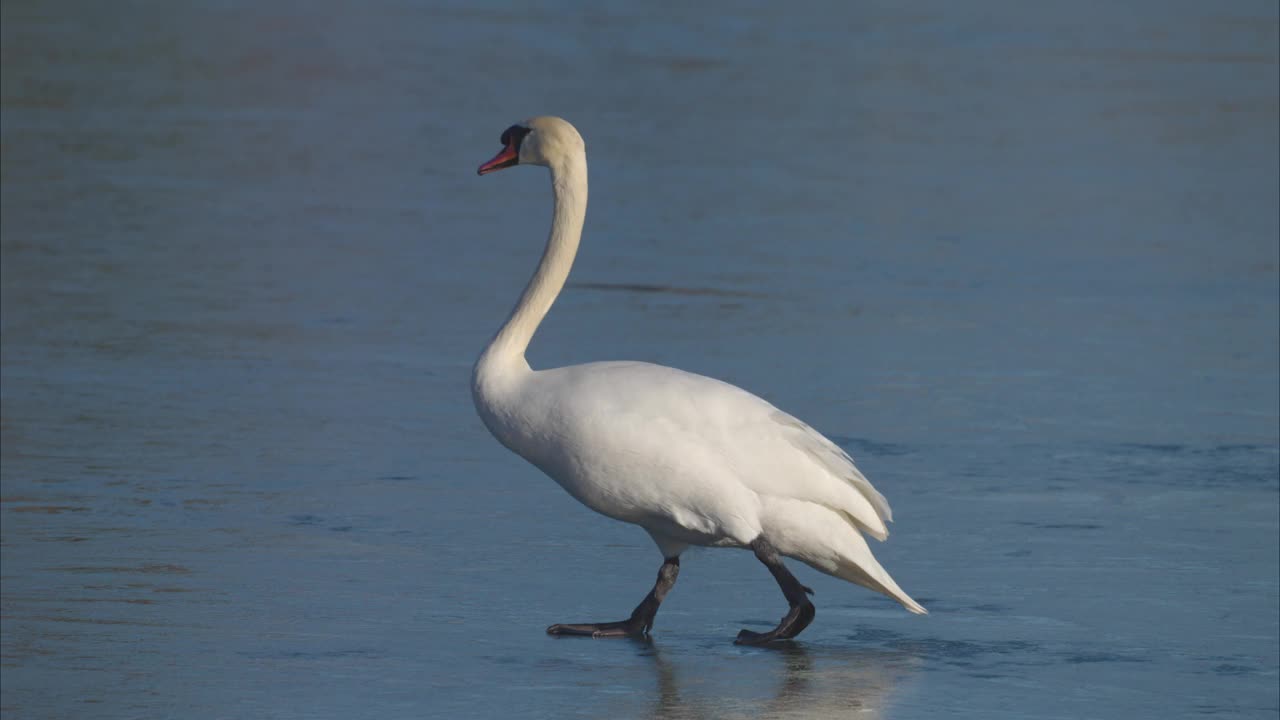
[
  {"left": 546, "top": 557, "right": 680, "bottom": 638},
  {"left": 734, "top": 537, "right": 816, "bottom": 645}
]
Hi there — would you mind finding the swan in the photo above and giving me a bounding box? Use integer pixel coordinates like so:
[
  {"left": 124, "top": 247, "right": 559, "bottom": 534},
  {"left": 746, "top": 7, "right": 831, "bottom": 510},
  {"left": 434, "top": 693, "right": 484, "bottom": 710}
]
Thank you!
[{"left": 473, "top": 117, "right": 925, "bottom": 645}]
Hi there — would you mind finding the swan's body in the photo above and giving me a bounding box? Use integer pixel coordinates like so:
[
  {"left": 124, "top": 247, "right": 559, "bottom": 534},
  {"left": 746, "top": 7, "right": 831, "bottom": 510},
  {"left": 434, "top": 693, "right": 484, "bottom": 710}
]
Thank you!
[{"left": 473, "top": 117, "right": 924, "bottom": 643}]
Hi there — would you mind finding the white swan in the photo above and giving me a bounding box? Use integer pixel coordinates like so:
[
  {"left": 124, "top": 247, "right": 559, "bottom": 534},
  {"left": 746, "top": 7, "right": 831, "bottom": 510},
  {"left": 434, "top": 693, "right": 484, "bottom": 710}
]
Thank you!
[{"left": 473, "top": 117, "right": 925, "bottom": 644}]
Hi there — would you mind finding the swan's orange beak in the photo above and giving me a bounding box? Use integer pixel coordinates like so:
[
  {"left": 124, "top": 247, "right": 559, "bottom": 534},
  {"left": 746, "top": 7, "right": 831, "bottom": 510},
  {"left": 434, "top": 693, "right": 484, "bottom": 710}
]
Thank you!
[{"left": 477, "top": 144, "right": 519, "bottom": 176}]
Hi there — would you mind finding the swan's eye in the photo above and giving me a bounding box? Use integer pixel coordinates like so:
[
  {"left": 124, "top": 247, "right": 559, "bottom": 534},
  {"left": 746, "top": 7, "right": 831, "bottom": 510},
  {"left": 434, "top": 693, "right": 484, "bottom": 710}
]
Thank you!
[
  {"left": 500, "top": 125, "right": 531, "bottom": 149},
  {"left": 478, "top": 124, "right": 534, "bottom": 175}
]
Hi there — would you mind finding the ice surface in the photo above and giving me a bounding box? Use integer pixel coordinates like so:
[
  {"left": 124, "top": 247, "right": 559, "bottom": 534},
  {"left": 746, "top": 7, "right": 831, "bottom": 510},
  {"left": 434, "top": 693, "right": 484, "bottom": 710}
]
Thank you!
[{"left": 3, "top": 1, "right": 1276, "bottom": 718}]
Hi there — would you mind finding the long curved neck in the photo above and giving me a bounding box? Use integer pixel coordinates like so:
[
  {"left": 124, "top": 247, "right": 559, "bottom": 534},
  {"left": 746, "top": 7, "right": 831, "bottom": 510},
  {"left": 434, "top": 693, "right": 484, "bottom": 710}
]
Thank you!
[{"left": 481, "top": 152, "right": 588, "bottom": 370}]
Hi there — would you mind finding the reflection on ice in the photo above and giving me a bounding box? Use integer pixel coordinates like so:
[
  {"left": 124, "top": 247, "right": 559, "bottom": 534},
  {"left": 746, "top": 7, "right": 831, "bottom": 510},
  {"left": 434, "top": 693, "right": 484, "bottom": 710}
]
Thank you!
[{"left": 639, "top": 642, "right": 920, "bottom": 720}]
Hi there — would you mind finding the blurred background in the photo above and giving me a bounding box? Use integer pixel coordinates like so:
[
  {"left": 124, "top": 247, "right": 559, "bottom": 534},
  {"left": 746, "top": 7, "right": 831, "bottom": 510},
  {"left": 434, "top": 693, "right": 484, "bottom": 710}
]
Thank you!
[{"left": 2, "top": 1, "right": 1277, "bottom": 718}]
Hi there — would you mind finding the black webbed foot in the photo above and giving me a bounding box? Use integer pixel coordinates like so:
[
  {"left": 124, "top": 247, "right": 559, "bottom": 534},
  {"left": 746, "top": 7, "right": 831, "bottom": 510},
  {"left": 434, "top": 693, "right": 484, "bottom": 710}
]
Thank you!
[
  {"left": 547, "top": 557, "right": 679, "bottom": 639},
  {"left": 734, "top": 599, "right": 816, "bottom": 645},
  {"left": 733, "top": 537, "right": 817, "bottom": 645}
]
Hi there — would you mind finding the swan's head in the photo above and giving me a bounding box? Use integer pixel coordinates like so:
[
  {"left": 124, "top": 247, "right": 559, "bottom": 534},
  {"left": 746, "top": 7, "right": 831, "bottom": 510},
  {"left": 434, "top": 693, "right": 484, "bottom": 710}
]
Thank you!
[{"left": 477, "top": 116, "right": 584, "bottom": 176}]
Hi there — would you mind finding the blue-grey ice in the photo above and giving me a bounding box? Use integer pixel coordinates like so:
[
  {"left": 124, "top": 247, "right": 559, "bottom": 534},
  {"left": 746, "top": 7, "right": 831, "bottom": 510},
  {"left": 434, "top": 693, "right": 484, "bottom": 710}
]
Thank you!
[{"left": 2, "top": 1, "right": 1276, "bottom": 719}]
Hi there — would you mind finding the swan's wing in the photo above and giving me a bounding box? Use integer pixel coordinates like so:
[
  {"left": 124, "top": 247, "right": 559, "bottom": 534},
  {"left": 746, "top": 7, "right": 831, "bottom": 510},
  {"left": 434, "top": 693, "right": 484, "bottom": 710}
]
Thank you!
[
  {"left": 729, "top": 407, "right": 893, "bottom": 541},
  {"left": 769, "top": 410, "right": 893, "bottom": 523},
  {"left": 537, "top": 361, "right": 894, "bottom": 541}
]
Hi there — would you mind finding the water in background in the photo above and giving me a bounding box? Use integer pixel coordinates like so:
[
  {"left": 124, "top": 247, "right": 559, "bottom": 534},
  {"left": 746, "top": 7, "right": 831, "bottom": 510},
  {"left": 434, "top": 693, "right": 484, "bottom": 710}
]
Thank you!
[{"left": 2, "top": 1, "right": 1277, "bottom": 718}]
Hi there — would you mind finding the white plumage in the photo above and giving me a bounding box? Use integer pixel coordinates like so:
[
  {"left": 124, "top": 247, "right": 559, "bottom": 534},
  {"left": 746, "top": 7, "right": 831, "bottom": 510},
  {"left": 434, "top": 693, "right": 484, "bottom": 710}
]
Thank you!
[{"left": 473, "top": 116, "right": 924, "bottom": 642}]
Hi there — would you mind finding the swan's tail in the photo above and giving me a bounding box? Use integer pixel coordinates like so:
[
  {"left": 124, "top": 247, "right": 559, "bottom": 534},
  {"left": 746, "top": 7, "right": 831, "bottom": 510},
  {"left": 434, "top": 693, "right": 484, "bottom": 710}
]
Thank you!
[
  {"left": 831, "top": 553, "right": 928, "bottom": 615},
  {"left": 761, "top": 497, "right": 927, "bottom": 615}
]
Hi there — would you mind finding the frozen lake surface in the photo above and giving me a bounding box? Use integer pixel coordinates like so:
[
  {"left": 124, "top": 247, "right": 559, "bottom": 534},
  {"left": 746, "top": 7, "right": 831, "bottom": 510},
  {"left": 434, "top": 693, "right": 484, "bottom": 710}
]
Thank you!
[{"left": 3, "top": 1, "right": 1277, "bottom": 718}]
